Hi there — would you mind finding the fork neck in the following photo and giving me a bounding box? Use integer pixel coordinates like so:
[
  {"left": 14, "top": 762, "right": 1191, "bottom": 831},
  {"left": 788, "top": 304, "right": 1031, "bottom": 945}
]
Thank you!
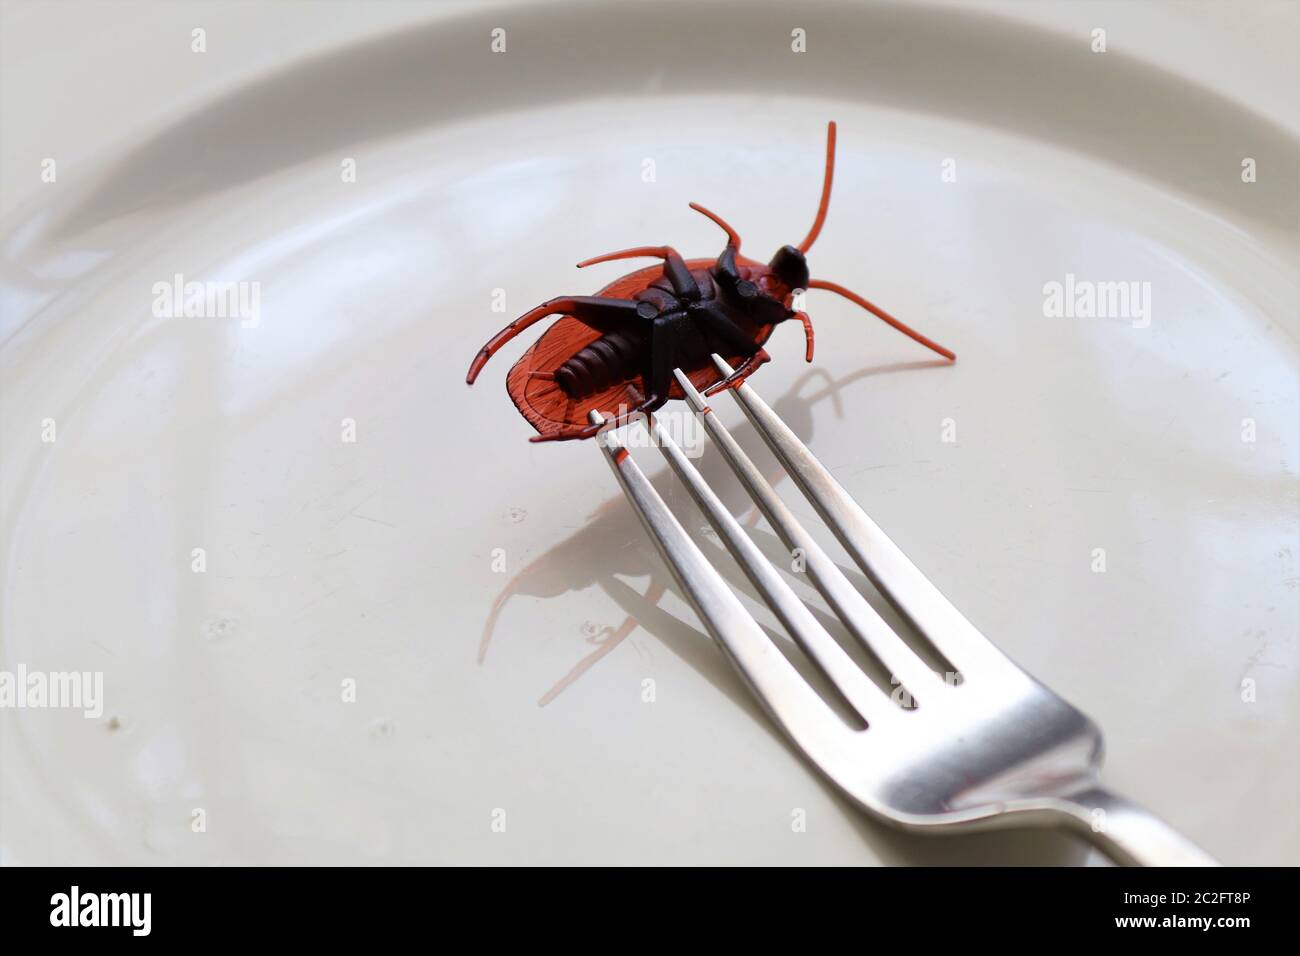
[{"left": 1049, "top": 786, "right": 1220, "bottom": 867}]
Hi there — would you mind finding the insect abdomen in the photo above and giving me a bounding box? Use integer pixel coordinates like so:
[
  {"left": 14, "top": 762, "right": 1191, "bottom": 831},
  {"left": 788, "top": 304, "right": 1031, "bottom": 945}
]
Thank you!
[{"left": 555, "top": 329, "right": 645, "bottom": 400}]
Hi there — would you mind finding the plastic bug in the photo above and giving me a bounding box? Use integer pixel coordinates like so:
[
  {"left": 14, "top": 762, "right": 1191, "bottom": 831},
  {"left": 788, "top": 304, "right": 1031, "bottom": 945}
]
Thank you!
[{"left": 465, "top": 122, "right": 954, "bottom": 442}]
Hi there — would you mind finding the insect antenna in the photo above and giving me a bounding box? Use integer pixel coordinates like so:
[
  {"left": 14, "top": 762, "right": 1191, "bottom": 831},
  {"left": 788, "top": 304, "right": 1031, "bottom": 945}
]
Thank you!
[
  {"left": 806, "top": 278, "right": 955, "bottom": 361},
  {"left": 795, "top": 121, "right": 837, "bottom": 254}
]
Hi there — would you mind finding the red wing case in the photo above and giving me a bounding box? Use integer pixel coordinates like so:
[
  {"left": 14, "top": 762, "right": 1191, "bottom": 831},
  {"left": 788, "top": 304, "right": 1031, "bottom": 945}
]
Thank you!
[{"left": 505, "top": 261, "right": 774, "bottom": 440}]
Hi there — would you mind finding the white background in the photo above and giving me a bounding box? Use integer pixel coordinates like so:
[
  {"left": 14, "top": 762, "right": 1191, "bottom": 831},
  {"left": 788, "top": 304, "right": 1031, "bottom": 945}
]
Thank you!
[{"left": 1, "top": 0, "right": 1296, "bottom": 864}]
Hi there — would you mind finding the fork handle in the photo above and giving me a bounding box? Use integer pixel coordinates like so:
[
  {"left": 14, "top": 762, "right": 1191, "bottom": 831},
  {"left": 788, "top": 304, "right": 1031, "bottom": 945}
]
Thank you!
[{"left": 1053, "top": 786, "right": 1221, "bottom": 866}]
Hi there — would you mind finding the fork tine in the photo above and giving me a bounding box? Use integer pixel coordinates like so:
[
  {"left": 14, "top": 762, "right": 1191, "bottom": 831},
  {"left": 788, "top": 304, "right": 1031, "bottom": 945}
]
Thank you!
[
  {"left": 587, "top": 411, "right": 855, "bottom": 756},
  {"left": 644, "top": 405, "right": 893, "bottom": 727},
  {"left": 710, "top": 355, "right": 1012, "bottom": 679},
  {"left": 675, "top": 370, "right": 947, "bottom": 700}
]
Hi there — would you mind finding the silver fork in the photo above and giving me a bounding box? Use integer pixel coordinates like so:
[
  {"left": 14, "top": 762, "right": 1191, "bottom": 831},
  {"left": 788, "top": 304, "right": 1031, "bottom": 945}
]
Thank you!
[{"left": 590, "top": 355, "right": 1219, "bottom": 866}]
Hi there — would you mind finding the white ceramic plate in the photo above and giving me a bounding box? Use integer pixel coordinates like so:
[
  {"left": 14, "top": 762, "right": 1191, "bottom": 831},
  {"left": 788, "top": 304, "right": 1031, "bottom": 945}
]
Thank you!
[{"left": 2, "top": 1, "right": 1296, "bottom": 865}]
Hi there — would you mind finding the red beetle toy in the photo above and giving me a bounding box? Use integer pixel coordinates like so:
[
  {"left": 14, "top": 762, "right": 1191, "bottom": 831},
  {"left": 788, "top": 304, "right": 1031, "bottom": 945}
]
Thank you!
[{"left": 466, "top": 122, "right": 954, "bottom": 442}]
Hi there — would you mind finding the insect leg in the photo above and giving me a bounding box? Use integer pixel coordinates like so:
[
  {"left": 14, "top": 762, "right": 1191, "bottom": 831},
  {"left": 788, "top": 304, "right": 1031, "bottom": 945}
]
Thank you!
[
  {"left": 794, "top": 310, "right": 815, "bottom": 362},
  {"left": 688, "top": 202, "right": 742, "bottom": 252},
  {"left": 643, "top": 313, "right": 677, "bottom": 408},
  {"left": 714, "top": 246, "right": 743, "bottom": 286},
  {"left": 577, "top": 246, "right": 699, "bottom": 300},
  {"left": 706, "top": 244, "right": 763, "bottom": 304},
  {"left": 693, "top": 302, "right": 763, "bottom": 358},
  {"left": 703, "top": 348, "right": 772, "bottom": 396},
  {"left": 466, "top": 296, "right": 651, "bottom": 384}
]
